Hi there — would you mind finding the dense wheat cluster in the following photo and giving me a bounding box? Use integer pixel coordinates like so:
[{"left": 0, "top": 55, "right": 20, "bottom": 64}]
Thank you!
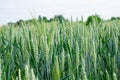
[{"left": 0, "top": 20, "right": 120, "bottom": 80}]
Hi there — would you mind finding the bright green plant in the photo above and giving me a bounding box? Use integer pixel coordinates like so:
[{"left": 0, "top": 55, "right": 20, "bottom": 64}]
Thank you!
[{"left": 0, "top": 18, "right": 120, "bottom": 80}]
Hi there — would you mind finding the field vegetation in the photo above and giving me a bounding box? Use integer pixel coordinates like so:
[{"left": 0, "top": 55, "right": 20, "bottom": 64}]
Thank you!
[{"left": 0, "top": 15, "right": 120, "bottom": 80}]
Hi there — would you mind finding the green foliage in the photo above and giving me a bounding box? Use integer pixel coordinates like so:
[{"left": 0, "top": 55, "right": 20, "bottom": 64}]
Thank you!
[
  {"left": 0, "top": 18, "right": 120, "bottom": 80},
  {"left": 16, "top": 19, "right": 24, "bottom": 26},
  {"left": 111, "top": 17, "right": 120, "bottom": 21},
  {"left": 54, "top": 15, "right": 66, "bottom": 23},
  {"left": 86, "top": 14, "right": 102, "bottom": 25},
  {"left": 12, "top": 15, "right": 68, "bottom": 25}
]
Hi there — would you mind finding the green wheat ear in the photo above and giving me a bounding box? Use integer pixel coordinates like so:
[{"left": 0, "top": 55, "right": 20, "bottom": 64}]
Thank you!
[
  {"left": 25, "top": 64, "right": 30, "bottom": 80},
  {"left": 0, "top": 59, "right": 1, "bottom": 80},
  {"left": 31, "top": 69, "right": 36, "bottom": 80},
  {"left": 32, "top": 34, "right": 39, "bottom": 63},
  {"left": 75, "top": 41, "right": 80, "bottom": 79},
  {"left": 81, "top": 58, "right": 88, "bottom": 80},
  {"left": 75, "top": 41, "right": 80, "bottom": 68},
  {"left": 113, "top": 72, "right": 117, "bottom": 80},
  {"left": 105, "top": 70, "right": 110, "bottom": 80},
  {"left": 18, "top": 69, "right": 21, "bottom": 80},
  {"left": 61, "top": 48, "right": 65, "bottom": 72},
  {"left": 52, "top": 56, "right": 61, "bottom": 80},
  {"left": 42, "top": 35, "right": 49, "bottom": 62}
]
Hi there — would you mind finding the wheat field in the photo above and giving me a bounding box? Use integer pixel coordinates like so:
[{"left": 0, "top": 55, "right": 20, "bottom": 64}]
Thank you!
[{"left": 0, "top": 19, "right": 120, "bottom": 80}]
